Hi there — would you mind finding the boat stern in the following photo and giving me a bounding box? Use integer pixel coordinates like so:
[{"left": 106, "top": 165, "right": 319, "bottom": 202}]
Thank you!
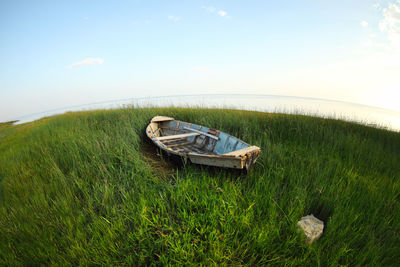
[{"left": 188, "top": 145, "right": 261, "bottom": 171}]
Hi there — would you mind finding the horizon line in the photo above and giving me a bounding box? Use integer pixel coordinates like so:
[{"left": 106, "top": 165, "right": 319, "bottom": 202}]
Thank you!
[{"left": 9, "top": 93, "right": 400, "bottom": 122}]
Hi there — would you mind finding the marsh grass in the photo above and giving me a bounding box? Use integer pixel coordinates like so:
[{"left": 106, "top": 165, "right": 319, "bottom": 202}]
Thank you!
[{"left": 0, "top": 107, "right": 399, "bottom": 265}]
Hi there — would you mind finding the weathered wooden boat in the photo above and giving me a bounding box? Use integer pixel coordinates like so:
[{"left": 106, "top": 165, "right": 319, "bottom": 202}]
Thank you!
[{"left": 146, "top": 116, "right": 261, "bottom": 171}]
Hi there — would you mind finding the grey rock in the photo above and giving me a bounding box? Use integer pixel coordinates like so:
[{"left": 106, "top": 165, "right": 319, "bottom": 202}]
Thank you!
[{"left": 297, "top": 214, "right": 324, "bottom": 244}]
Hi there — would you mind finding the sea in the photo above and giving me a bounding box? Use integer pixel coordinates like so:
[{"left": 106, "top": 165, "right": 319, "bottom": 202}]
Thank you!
[{"left": 12, "top": 94, "right": 400, "bottom": 132}]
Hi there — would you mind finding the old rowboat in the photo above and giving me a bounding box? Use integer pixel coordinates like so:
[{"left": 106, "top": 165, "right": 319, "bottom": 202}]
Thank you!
[{"left": 146, "top": 116, "right": 261, "bottom": 171}]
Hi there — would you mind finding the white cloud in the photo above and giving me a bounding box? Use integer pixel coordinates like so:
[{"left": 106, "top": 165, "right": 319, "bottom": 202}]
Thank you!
[
  {"left": 167, "top": 15, "right": 180, "bottom": 22},
  {"left": 349, "top": 1, "right": 400, "bottom": 112},
  {"left": 68, "top": 58, "right": 104, "bottom": 68},
  {"left": 379, "top": 1, "right": 400, "bottom": 44},
  {"left": 202, "top": 6, "right": 229, "bottom": 18},
  {"left": 361, "top": 20, "right": 369, "bottom": 27},
  {"left": 218, "top": 10, "right": 227, "bottom": 17},
  {"left": 361, "top": 1, "right": 400, "bottom": 54}
]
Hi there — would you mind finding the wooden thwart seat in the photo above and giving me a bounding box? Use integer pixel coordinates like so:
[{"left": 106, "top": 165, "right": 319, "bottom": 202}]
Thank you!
[{"left": 157, "top": 132, "right": 200, "bottom": 141}]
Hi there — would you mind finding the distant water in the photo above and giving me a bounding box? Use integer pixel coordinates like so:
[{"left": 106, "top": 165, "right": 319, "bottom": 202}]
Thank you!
[{"left": 13, "top": 94, "right": 400, "bottom": 132}]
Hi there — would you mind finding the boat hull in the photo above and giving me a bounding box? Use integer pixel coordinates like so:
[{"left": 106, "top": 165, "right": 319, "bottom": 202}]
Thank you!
[{"left": 146, "top": 116, "right": 261, "bottom": 171}]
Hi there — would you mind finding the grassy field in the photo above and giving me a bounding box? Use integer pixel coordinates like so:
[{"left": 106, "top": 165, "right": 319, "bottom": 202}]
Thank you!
[{"left": 0, "top": 107, "right": 399, "bottom": 265}]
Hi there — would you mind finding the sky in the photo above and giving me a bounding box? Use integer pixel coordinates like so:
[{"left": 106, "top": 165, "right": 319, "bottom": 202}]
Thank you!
[{"left": 1, "top": 0, "right": 400, "bottom": 122}]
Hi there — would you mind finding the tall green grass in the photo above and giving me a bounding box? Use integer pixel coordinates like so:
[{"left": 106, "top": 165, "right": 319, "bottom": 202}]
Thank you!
[{"left": 0, "top": 108, "right": 399, "bottom": 265}]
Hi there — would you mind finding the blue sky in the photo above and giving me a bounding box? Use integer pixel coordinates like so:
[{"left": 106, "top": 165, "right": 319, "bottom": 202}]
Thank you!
[{"left": 1, "top": 0, "right": 399, "bottom": 122}]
